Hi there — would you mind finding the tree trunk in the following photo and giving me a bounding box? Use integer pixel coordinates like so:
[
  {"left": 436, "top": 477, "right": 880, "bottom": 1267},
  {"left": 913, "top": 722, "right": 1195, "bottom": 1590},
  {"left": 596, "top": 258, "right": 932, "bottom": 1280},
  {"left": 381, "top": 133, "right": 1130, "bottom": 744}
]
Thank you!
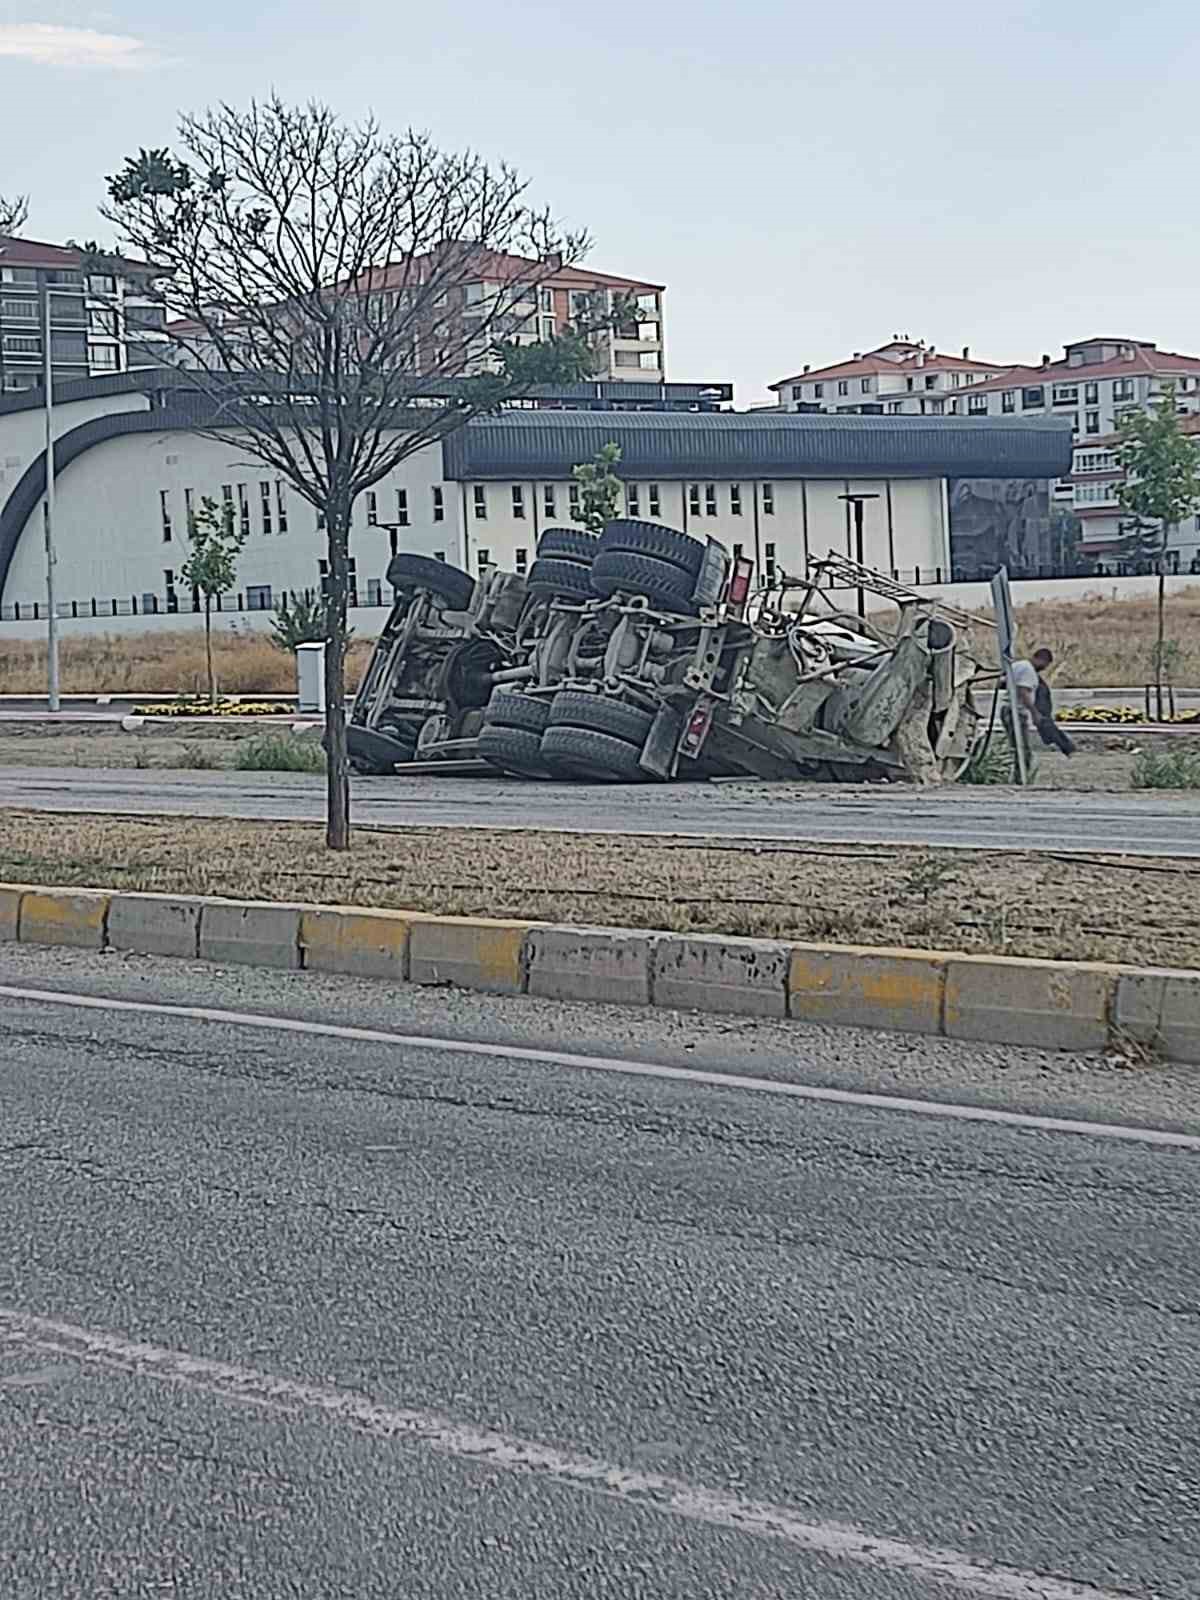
[
  {"left": 1156, "top": 562, "right": 1166, "bottom": 723},
  {"left": 323, "top": 504, "right": 351, "bottom": 850},
  {"left": 204, "top": 596, "right": 215, "bottom": 708}
]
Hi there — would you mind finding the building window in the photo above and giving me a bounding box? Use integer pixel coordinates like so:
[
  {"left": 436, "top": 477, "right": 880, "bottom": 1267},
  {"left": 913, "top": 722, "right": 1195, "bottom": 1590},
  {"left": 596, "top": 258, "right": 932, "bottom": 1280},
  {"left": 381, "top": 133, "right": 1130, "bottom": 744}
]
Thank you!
[
  {"left": 0, "top": 297, "right": 37, "bottom": 320},
  {"left": 1052, "top": 384, "right": 1078, "bottom": 405},
  {"left": 813, "top": 383, "right": 824, "bottom": 399},
  {"left": 1022, "top": 386, "right": 1044, "bottom": 409},
  {"left": 762, "top": 482, "right": 775, "bottom": 515},
  {"left": 515, "top": 548, "right": 528, "bottom": 574},
  {"left": 764, "top": 541, "right": 777, "bottom": 583},
  {"left": 704, "top": 484, "right": 717, "bottom": 517},
  {"left": 627, "top": 484, "right": 640, "bottom": 517},
  {"left": 367, "top": 578, "right": 383, "bottom": 606},
  {"left": 925, "top": 375, "right": 938, "bottom": 390},
  {"left": 395, "top": 488, "right": 409, "bottom": 526},
  {"left": 237, "top": 484, "right": 250, "bottom": 538},
  {"left": 366, "top": 491, "right": 378, "bottom": 526},
  {"left": 388, "top": 529, "right": 398, "bottom": 559},
  {"left": 968, "top": 393, "right": 987, "bottom": 415},
  {"left": 275, "top": 482, "right": 288, "bottom": 534},
  {"left": 222, "top": 485, "right": 234, "bottom": 525},
  {"left": 861, "top": 377, "right": 872, "bottom": 393},
  {"left": 316, "top": 506, "right": 326, "bottom": 531},
  {"left": 477, "top": 548, "right": 491, "bottom": 571},
  {"left": 905, "top": 377, "right": 914, "bottom": 392},
  {"left": 512, "top": 485, "right": 525, "bottom": 519},
  {"left": 1086, "top": 411, "right": 1100, "bottom": 434},
  {"left": 688, "top": 484, "right": 701, "bottom": 516},
  {"left": 1001, "top": 391, "right": 1015, "bottom": 414},
  {"left": 184, "top": 487, "right": 194, "bottom": 529},
  {"left": 260, "top": 481, "right": 272, "bottom": 534},
  {"left": 732, "top": 543, "right": 744, "bottom": 563},
  {"left": 792, "top": 385, "right": 803, "bottom": 403},
  {"left": 246, "top": 584, "right": 273, "bottom": 611},
  {"left": 887, "top": 402, "right": 903, "bottom": 414},
  {"left": 648, "top": 484, "right": 661, "bottom": 518},
  {"left": 837, "top": 381, "right": 849, "bottom": 396},
  {"left": 569, "top": 483, "right": 581, "bottom": 519},
  {"left": 88, "top": 344, "right": 119, "bottom": 371},
  {"left": 1113, "top": 378, "right": 1135, "bottom": 401},
  {"left": 473, "top": 485, "right": 487, "bottom": 520},
  {"left": 543, "top": 485, "right": 556, "bottom": 518},
  {"left": 1084, "top": 381, "right": 1099, "bottom": 404},
  {"left": 730, "top": 485, "right": 742, "bottom": 516},
  {"left": 432, "top": 486, "right": 445, "bottom": 523}
]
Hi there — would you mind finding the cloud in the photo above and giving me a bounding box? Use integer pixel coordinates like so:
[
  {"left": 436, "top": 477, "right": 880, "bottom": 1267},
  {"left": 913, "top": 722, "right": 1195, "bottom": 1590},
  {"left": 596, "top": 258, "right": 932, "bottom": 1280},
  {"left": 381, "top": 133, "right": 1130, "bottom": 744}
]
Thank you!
[{"left": 0, "top": 22, "right": 162, "bottom": 69}]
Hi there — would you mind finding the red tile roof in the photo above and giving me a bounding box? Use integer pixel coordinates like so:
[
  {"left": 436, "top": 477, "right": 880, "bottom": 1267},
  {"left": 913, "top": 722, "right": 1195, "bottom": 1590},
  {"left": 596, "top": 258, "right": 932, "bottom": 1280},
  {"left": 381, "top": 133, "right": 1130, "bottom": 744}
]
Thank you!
[
  {"left": 771, "top": 347, "right": 1007, "bottom": 391},
  {"left": 946, "top": 345, "right": 1200, "bottom": 396},
  {"left": 344, "top": 246, "right": 661, "bottom": 298},
  {"left": 0, "top": 233, "right": 158, "bottom": 277}
]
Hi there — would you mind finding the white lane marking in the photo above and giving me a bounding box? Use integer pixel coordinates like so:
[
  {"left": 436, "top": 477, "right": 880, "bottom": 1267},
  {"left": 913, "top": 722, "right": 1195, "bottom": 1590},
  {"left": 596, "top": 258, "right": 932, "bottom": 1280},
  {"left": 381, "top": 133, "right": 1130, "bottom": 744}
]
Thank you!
[
  {"left": 2, "top": 983, "right": 1198, "bottom": 1153},
  {"left": 0, "top": 1307, "right": 1137, "bottom": 1600}
]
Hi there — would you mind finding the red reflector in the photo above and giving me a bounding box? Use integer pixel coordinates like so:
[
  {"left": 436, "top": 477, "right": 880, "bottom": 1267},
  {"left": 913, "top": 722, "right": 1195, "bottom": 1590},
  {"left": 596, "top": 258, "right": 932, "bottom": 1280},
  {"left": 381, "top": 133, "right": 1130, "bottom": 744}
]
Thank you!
[{"left": 727, "top": 558, "right": 753, "bottom": 610}]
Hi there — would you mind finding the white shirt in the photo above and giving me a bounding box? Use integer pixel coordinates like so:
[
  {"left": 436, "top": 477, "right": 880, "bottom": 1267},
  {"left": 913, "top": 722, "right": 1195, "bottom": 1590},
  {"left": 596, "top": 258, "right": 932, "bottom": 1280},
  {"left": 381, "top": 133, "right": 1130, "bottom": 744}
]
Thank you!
[{"left": 1009, "top": 659, "right": 1038, "bottom": 725}]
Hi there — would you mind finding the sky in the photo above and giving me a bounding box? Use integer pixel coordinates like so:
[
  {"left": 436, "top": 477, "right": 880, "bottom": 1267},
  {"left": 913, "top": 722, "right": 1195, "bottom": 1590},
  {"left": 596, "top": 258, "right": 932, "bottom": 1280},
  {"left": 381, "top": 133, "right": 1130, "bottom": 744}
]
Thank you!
[{"left": 3, "top": 0, "right": 1198, "bottom": 404}]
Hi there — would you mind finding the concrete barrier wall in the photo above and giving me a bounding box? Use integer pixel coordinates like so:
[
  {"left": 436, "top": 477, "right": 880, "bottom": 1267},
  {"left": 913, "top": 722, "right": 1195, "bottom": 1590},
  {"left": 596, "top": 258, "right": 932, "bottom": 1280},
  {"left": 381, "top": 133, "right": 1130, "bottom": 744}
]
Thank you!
[{"left": 2, "top": 882, "right": 1197, "bottom": 1063}]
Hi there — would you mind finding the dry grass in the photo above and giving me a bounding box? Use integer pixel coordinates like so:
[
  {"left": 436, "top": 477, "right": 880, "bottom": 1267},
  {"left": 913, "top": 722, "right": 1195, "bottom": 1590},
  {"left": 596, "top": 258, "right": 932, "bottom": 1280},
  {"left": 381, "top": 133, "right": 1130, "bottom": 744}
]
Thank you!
[
  {"left": 0, "top": 630, "right": 372, "bottom": 697},
  {"left": 1, "top": 591, "right": 1197, "bottom": 696},
  {"left": 1, "top": 809, "right": 1196, "bottom": 969}
]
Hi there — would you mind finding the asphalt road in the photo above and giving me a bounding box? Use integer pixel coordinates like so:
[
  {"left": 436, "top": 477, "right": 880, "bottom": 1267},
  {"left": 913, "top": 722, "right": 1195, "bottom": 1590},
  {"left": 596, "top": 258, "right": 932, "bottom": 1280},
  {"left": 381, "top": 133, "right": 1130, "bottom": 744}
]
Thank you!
[
  {"left": 4, "top": 762, "right": 1200, "bottom": 855},
  {"left": 2, "top": 947, "right": 1198, "bottom": 1598}
]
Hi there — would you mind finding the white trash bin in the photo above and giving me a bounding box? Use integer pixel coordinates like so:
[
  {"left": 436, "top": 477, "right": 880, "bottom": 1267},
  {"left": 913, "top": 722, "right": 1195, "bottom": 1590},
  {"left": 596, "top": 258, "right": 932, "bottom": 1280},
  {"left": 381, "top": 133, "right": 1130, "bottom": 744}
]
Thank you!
[{"left": 296, "top": 641, "right": 327, "bottom": 714}]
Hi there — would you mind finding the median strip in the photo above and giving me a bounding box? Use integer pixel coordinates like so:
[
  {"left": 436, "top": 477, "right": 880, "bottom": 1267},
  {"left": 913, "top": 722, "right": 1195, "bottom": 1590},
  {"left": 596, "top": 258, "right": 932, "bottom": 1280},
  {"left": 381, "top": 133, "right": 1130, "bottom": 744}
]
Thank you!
[{"left": 2, "top": 881, "right": 1197, "bottom": 1064}]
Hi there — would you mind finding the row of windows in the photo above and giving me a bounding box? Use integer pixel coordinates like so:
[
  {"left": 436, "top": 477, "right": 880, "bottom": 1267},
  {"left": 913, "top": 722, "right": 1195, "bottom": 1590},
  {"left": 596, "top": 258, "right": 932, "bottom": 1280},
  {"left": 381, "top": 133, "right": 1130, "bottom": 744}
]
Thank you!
[
  {"left": 468, "top": 482, "right": 778, "bottom": 523},
  {"left": 158, "top": 482, "right": 291, "bottom": 544},
  {"left": 1074, "top": 450, "right": 1118, "bottom": 474},
  {"left": 1074, "top": 483, "right": 1119, "bottom": 505}
]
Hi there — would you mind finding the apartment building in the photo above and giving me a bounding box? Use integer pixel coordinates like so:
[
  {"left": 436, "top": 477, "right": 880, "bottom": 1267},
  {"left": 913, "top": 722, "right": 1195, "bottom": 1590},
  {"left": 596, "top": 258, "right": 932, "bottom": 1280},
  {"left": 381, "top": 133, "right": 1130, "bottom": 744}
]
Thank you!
[
  {"left": 944, "top": 337, "right": 1200, "bottom": 438},
  {"left": 166, "top": 248, "right": 667, "bottom": 388},
  {"left": 770, "top": 338, "right": 1008, "bottom": 416},
  {"left": 1069, "top": 415, "right": 1200, "bottom": 572},
  {"left": 0, "top": 234, "right": 167, "bottom": 393}
]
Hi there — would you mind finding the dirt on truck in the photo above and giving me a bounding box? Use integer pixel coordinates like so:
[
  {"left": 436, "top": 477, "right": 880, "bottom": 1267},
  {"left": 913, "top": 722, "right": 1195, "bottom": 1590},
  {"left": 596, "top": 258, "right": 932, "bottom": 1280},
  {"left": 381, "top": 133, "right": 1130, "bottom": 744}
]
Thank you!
[{"left": 347, "top": 518, "right": 990, "bottom": 786}]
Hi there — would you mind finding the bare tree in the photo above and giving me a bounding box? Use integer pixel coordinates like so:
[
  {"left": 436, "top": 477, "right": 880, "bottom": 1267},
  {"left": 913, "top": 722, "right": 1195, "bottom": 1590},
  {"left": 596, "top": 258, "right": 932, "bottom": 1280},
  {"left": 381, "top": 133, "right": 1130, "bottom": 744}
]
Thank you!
[
  {"left": 102, "top": 99, "right": 615, "bottom": 848},
  {"left": 0, "top": 194, "right": 29, "bottom": 233}
]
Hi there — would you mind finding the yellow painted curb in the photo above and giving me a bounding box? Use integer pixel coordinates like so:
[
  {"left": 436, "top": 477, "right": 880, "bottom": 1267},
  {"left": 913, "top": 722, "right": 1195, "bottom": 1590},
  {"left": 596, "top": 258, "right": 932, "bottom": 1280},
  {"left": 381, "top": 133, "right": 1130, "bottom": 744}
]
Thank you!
[
  {"left": 789, "top": 943, "right": 949, "bottom": 1035},
  {"left": 18, "top": 887, "right": 110, "bottom": 950},
  {"left": 300, "top": 906, "right": 414, "bottom": 980}
]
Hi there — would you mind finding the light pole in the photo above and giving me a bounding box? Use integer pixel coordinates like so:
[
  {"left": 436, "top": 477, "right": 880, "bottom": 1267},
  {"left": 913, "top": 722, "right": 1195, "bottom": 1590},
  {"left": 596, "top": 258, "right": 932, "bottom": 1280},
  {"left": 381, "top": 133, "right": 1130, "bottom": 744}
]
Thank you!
[{"left": 41, "top": 283, "right": 73, "bottom": 712}]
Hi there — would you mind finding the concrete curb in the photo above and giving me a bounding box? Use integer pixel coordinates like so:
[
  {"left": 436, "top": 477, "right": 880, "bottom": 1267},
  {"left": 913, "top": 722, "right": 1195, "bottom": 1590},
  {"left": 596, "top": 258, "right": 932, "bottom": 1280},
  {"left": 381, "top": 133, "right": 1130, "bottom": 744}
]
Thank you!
[{"left": 2, "top": 881, "right": 1197, "bottom": 1064}]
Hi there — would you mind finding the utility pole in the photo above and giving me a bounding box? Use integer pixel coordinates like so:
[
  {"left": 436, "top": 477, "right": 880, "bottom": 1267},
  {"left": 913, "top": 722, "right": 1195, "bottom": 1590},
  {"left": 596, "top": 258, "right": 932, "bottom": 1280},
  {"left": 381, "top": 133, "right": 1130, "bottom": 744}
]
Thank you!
[{"left": 42, "top": 283, "right": 60, "bottom": 713}]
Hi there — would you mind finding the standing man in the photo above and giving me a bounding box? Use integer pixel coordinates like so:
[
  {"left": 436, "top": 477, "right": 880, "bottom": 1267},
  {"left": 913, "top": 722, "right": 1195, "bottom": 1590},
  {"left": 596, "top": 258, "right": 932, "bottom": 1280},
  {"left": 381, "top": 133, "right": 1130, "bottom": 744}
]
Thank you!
[{"left": 1010, "top": 647, "right": 1075, "bottom": 757}]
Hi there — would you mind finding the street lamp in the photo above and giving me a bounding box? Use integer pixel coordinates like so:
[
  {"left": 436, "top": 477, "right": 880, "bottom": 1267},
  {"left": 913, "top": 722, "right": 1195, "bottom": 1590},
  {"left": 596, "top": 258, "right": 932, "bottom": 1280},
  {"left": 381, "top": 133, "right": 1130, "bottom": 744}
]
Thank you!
[
  {"left": 41, "top": 282, "right": 84, "bottom": 713},
  {"left": 838, "top": 492, "right": 881, "bottom": 619}
]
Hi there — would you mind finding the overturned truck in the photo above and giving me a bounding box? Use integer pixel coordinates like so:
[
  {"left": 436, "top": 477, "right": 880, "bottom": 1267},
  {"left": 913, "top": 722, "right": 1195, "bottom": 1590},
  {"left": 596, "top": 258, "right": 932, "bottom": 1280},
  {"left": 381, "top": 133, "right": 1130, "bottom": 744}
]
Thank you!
[{"left": 348, "top": 519, "right": 986, "bottom": 785}]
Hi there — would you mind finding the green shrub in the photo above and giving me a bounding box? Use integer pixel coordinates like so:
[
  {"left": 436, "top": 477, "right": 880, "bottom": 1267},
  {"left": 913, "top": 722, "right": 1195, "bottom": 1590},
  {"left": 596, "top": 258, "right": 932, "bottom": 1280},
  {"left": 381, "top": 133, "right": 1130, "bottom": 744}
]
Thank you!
[
  {"left": 1131, "top": 744, "right": 1200, "bottom": 790},
  {"left": 959, "top": 736, "right": 1013, "bottom": 785},
  {"left": 234, "top": 735, "right": 325, "bottom": 773}
]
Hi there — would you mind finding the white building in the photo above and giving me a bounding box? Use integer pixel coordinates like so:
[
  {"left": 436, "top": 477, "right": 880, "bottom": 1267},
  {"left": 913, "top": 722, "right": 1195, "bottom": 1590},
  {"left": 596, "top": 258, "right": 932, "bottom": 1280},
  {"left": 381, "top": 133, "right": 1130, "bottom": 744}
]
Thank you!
[
  {"left": 770, "top": 338, "right": 1009, "bottom": 417},
  {"left": 1069, "top": 415, "right": 1200, "bottom": 572},
  {"left": 944, "top": 337, "right": 1200, "bottom": 438},
  {"left": 0, "top": 372, "right": 1074, "bottom": 635}
]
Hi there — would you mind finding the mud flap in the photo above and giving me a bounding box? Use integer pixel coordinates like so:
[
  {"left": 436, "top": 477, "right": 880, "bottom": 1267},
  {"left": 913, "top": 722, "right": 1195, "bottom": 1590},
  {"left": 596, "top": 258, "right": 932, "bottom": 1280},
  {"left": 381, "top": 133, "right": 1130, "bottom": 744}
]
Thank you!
[{"left": 639, "top": 705, "right": 685, "bottom": 779}]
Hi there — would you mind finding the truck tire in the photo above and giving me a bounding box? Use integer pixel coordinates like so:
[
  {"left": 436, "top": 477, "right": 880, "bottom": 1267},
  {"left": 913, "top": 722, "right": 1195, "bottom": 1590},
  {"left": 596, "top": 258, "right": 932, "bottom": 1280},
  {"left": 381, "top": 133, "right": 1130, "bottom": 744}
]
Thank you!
[
  {"left": 599, "top": 519, "right": 705, "bottom": 577},
  {"left": 484, "top": 687, "right": 553, "bottom": 734},
  {"left": 526, "top": 556, "right": 594, "bottom": 599},
  {"left": 590, "top": 550, "right": 699, "bottom": 614},
  {"left": 536, "top": 527, "right": 600, "bottom": 564},
  {"left": 386, "top": 553, "right": 475, "bottom": 610},
  {"left": 548, "top": 690, "right": 654, "bottom": 745},
  {"left": 540, "top": 725, "right": 647, "bottom": 782},
  {"left": 478, "top": 724, "right": 546, "bottom": 777}
]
